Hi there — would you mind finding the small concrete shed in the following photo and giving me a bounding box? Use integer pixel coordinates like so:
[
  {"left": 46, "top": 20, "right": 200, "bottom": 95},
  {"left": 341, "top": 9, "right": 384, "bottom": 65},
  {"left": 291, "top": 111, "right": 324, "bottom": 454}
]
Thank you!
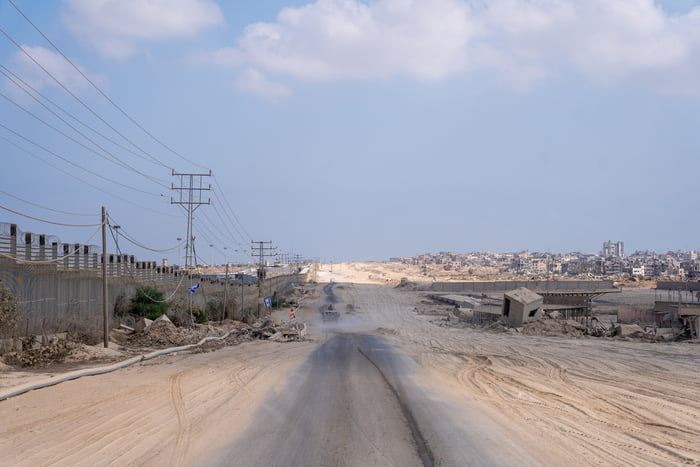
[{"left": 503, "top": 288, "right": 543, "bottom": 327}]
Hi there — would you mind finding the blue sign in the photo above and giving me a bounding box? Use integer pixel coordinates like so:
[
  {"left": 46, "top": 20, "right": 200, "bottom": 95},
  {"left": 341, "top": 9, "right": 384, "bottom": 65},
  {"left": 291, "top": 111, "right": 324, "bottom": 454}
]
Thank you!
[
  {"left": 188, "top": 283, "right": 201, "bottom": 294},
  {"left": 264, "top": 297, "right": 272, "bottom": 308}
]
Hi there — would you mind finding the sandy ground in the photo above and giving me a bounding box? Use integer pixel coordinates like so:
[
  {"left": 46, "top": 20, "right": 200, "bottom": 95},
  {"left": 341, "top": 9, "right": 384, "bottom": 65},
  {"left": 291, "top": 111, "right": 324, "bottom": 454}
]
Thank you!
[
  {"left": 0, "top": 267, "right": 698, "bottom": 466},
  {"left": 318, "top": 262, "right": 430, "bottom": 284},
  {"left": 329, "top": 283, "right": 700, "bottom": 466}
]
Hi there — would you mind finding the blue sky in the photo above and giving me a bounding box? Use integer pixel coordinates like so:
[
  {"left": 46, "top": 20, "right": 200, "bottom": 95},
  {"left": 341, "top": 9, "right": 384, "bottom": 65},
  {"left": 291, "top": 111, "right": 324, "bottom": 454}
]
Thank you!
[{"left": 1, "top": 0, "right": 700, "bottom": 264}]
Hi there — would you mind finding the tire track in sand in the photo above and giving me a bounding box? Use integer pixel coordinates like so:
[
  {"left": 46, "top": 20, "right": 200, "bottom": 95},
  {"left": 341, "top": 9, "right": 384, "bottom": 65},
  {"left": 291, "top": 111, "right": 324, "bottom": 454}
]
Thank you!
[{"left": 169, "top": 372, "right": 191, "bottom": 466}]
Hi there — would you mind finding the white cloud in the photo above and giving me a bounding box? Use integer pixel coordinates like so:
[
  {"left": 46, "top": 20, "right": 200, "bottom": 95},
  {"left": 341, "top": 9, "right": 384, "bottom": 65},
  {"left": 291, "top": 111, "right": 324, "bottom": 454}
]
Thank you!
[
  {"left": 213, "top": 0, "right": 476, "bottom": 81},
  {"left": 234, "top": 69, "right": 291, "bottom": 99},
  {"left": 5, "top": 45, "right": 108, "bottom": 96},
  {"left": 62, "top": 0, "right": 224, "bottom": 59},
  {"left": 205, "top": 0, "right": 700, "bottom": 95}
]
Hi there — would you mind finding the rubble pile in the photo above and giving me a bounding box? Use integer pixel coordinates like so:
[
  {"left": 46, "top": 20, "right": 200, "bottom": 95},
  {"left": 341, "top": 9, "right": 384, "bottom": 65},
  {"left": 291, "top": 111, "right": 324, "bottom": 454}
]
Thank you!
[
  {"left": 614, "top": 324, "right": 648, "bottom": 339},
  {"left": 2, "top": 336, "right": 75, "bottom": 367},
  {"left": 126, "top": 315, "right": 306, "bottom": 350},
  {"left": 521, "top": 319, "right": 588, "bottom": 337},
  {"left": 129, "top": 317, "right": 183, "bottom": 347}
]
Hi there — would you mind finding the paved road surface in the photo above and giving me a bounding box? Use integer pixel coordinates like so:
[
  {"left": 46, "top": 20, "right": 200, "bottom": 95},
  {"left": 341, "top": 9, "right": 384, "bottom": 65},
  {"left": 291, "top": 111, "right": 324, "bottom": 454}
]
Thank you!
[
  {"left": 210, "top": 332, "right": 532, "bottom": 466},
  {"left": 207, "top": 282, "right": 533, "bottom": 466}
]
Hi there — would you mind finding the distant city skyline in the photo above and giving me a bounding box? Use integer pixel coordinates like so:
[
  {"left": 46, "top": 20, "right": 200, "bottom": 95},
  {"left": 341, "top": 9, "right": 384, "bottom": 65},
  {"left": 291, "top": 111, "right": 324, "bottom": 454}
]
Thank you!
[{"left": 2, "top": 0, "right": 700, "bottom": 264}]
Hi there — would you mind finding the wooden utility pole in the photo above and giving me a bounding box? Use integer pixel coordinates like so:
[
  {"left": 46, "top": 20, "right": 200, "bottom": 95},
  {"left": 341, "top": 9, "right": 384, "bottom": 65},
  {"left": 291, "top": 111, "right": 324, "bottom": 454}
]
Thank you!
[
  {"left": 101, "top": 206, "right": 108, "bottom": 348},
  {"left": 223, "top": 262, "right": 229, "bottom": 320}
]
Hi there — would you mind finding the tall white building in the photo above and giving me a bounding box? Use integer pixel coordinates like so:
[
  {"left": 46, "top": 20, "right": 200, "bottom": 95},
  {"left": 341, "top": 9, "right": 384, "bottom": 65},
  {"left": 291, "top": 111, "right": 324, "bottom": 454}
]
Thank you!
[{"left": 602, "top": 241, "right": 624, "bottom": 258}]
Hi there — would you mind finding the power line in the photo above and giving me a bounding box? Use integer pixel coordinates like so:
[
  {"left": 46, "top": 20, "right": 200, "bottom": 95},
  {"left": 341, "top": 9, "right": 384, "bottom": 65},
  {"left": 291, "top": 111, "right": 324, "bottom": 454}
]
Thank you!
[
  {"left": 0, "top": 89, "right": 170, "bottom": 189},
  {"left": 106, "top": 220, "right": 188, "bottom": 302},
  {"left": 106, "top": 214, "right": 183, "bottom": 253},
  {"left": 0, "top": 64, "right": 170, "bottom": 172},
  {"left": 0, "top": 133, "right": 176, "bottom": 217},
  {"left": 194, "top": 213, "right": 226, "bottom": 246},
  {"left": 0, "top": 188, "right": 95, "bottom": 217},
  {"left": 200, "top": 205, "right": 247, "bottom": 250},
  {"left": 213, "top": 174, "right": 253, "bottom": 241},
  {"left": 4, "top": 0, "right": 207, "bottom": 171},
  {"left": 210, "top": 196, "right": 247, "bottom": 247},
  {"left": 0, "top": 203, "right": 101, "bottom": 227},
  {"left": 0, "top": 24, "right": 174, "bottom": 171},
  {"left": 0, "top": 124, "right": 163, "bottom": 197}
]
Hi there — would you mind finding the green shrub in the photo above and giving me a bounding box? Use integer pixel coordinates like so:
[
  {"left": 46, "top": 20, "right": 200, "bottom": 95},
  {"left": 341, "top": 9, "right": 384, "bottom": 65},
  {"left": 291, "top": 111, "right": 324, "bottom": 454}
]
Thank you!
[
  {"left": 192, "top": 308, "right": 208, "bottom": 324},
  {"left": 130, "top": 286, "right": 170, "bottom": 320}
]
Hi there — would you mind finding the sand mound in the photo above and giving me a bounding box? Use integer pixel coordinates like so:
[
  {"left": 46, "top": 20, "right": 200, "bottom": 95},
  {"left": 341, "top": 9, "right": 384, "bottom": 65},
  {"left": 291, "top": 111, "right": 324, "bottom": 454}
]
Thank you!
[{"left": 64, "top": 343, "right": 125, "bottom": 363}]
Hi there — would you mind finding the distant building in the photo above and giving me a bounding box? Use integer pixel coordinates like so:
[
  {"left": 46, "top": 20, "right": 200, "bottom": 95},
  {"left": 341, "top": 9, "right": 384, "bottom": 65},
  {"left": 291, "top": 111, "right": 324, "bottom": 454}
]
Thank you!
[{"left": 602, "top": 241, "right": 624, "bottom": 258}]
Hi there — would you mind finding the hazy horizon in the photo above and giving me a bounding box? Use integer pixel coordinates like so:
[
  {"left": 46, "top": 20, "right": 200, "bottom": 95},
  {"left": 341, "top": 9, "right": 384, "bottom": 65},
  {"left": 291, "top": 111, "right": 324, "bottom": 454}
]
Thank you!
[{"left": 2, "top": 0, "right": 700, "bottom": 264}]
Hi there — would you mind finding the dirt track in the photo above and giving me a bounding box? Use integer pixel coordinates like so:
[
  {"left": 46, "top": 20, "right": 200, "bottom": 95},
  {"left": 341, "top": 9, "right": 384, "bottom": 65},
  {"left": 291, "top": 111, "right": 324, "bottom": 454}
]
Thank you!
[
  {"left": 332, "top": 284, "right": 700, "bottom": 465},
  {"left": 0, "top": 280, "right": 698, "bottom": 466}
]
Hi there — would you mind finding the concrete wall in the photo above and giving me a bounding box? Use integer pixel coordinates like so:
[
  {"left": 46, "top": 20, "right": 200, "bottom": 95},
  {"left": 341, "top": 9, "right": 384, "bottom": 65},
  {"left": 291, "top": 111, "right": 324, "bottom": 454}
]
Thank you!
[
  {"left": 0, "top": 257, "right": 305, "bottom": 337},
  {"left": 431, "top": 280, "right": 614, "bottom": 293}
]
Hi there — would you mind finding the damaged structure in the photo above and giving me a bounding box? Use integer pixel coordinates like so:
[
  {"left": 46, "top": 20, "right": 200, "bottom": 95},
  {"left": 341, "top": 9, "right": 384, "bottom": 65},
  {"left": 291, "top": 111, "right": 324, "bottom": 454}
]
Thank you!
[
  {"left": 654, "top": 281, "right": 700, "bottom": 339},
  {"left": 502, "top": 288, "right": 543, "bottom": 327}
]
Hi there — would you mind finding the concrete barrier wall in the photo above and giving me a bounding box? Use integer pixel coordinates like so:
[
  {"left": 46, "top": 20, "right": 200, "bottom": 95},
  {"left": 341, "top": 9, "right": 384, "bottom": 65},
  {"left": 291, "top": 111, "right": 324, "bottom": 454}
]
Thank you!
[
  {"left": 0, "top": 258, "right": 305, "bottom": 337},
  {"left": 430, "top": 280, "right": 614, "bottom": 293}
]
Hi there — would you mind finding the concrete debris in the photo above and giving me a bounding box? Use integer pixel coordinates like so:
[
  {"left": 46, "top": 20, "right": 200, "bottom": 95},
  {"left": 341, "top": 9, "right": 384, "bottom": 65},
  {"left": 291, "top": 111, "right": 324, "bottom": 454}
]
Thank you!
[
  {"left": 133, "top": 318, "right": 153, "bottom": 333},
  {"left": 615, "top": 324, "right": 648, "bottom": 338},
  {"left": 486, "top": 321, "right": 509, "bottom": 333},
  {"left": 132, "top": 319, "right": 181, "bottom": 346},
  {"left": 521, "top": 319, "right": 587, "bottom": 337},
  {"left": 268, "top": 332, "right": 284, "bottom": 342},
  {"left": 546, "top": 310, "right": 561, "bottom": 319},
  {"left": 153, "top": 314, "right": 172, "bottom": 324}
]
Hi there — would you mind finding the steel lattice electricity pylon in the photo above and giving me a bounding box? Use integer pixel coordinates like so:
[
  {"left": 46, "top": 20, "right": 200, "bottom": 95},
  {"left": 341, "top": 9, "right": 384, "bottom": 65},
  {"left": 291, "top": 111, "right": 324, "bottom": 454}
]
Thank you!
[
  {"left": 251, "top": 240, "right": 276, "bottom": 317},
  {"left": 171, "top": 169, "right": 211, "bottom": 271}
]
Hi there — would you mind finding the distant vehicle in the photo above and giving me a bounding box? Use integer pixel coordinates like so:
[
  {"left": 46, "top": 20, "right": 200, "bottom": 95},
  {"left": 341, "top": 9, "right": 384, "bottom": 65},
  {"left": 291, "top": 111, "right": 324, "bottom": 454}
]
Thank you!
[{"left": 322, "top": 304, "right": 339, "bottom": 321}]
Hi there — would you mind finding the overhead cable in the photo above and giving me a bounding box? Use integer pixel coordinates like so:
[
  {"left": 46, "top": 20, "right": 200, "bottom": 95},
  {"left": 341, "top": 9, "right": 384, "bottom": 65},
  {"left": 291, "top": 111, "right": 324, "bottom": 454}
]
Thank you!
[
  {"left": 0, "top": 25, "right": 172, "bottom": 170},
  {"left": 211, "top": 185, "right": 252, "bottom": 243},
  {"left": 0, "top": 203, "right": 102, "bottom": 227},
  {"left": 200, "top": 206, "right": 247, "bottom": 250},
  {"left": 0, "top": 124, "right": 162, "bottom": 197},
  {"left": 107, "top": 215, "right": 183, "bottom": 252},
  {"left": 0, "top": 188, "right": 95, "bottom": 217},
  {"left": 4, "top": 1, "right": 207, "bottom": 171},
  {"left": 0, "top": 64, "right": 171, "bottom": 172},
  {"left": 213, "top": 174, "right": 253, "bottom": 240},
  {"left": 0, "top": 134, "right": 176, "bottom": 218},
  {"left": 0, "top": 90, "right": 170, "bottom": 189},
  {"left": 107, "top": 222, "right": 187, "bottom": 302}
]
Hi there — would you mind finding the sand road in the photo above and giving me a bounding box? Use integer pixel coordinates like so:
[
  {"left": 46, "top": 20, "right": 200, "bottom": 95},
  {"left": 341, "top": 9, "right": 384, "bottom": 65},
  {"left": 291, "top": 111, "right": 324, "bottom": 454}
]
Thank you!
[{"left": 0, "top": 282, "right": 698, "bottom": 466}]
